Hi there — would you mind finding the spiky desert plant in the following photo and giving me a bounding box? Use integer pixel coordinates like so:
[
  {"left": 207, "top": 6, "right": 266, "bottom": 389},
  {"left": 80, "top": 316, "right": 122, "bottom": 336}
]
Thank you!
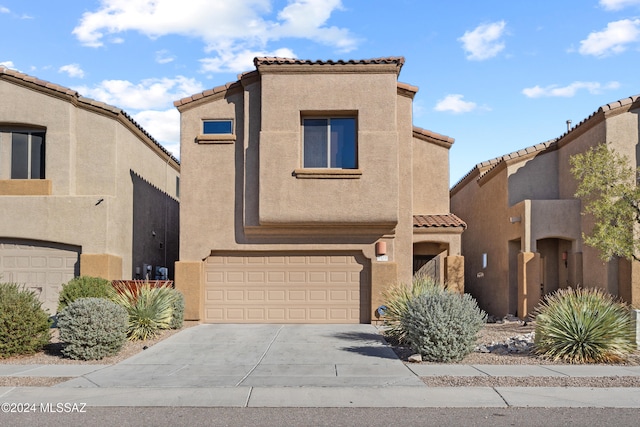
[
  {"left": 533, "top": 287, "right": 636, "bottom": 363},
  {"left": 381, "top": 275, "right": 445, "bottom": 343},
  {"left": 109, "top": 281, "right": 176, "bottom": 340}
]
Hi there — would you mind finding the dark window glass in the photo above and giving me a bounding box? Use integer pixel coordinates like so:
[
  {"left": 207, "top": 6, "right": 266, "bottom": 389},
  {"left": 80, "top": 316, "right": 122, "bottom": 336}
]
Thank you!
[
  {"left": 303, "top": 117, "right": 356, "bottom": 169},
  {"left": 31, "top": 132, "right": 45, "bottom": 179},
  {"left": 203, "top": 120, "right": 232, "bottom": 134},
  {"left": 303, "top": 119, "right": 328, "bottom": 168},
  {"left": 10, "top": 131, "right": 45, "bottom": 179},
  {"left": 11, "top": 132, "right": 29, "bottom": 179},
  {"left": 330, "top": 118, "right": 356, "bottom": 168}
]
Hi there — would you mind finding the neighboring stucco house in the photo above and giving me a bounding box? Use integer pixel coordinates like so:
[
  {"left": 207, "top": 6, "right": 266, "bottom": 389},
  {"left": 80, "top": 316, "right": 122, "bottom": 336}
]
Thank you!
[
  {"left": 450, "top": 94, "right": 640, "bottom": 319},
  {"left": 0, "top": 67, "right": 180, "bottom": 313},
  {"left": 174, "top": 57, "right": 465, "bottom": 324}
]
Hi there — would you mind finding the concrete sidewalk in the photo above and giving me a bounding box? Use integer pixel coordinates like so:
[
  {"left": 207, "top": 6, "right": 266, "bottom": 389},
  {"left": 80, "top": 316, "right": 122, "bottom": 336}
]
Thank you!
[{"left": 1, "top": 324, "right": 640, "bottom": 408}]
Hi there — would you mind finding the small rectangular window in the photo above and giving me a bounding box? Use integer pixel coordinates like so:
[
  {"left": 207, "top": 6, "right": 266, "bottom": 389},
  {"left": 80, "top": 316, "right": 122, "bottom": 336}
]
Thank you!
[
  {"left": 203, "top": 120, "right": 233, "bottom": 135},
  {"left": 302, "top": 117, "right": 356, "bottom": 169}
]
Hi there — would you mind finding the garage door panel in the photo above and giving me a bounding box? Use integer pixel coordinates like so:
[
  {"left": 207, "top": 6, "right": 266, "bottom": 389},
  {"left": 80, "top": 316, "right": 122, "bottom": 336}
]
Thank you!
[
  {"left": 204, "top": 253, "right": 368, "bottom": 323},
  {"left": 0, "top": 239, "right": 79, "bottom": 314}
]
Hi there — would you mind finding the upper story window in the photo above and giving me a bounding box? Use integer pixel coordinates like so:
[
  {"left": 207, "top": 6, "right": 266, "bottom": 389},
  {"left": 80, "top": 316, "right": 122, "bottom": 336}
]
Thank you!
[
  {"left": 302, "top": 117, "right": 357, "bottom": 169},
  {"left": 0, "top": 128, "right": 45, "bottom": 179},
  {"left": 203, "top": 120, "right": 233, "bottom": 135}
]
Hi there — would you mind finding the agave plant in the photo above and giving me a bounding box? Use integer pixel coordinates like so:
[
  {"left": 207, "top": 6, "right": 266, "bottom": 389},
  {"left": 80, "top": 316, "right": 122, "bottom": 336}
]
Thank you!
[
  {"left": 533, "top": 287, "right": 636, "bottom": 364},
  {"left": 109, "top": 281, "right": 177, "bottom": 341},
  {"left": 380, "top": 274, "right": 445, "bottom": 344}
]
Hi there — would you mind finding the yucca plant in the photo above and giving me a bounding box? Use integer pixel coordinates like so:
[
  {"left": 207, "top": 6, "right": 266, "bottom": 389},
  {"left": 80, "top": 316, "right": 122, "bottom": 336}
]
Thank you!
[
  {"left": 381, "top": 274, "right": 445, "bottom": 343},
  {"left": 109, "top": 281, "right": 177, "bottom": 340},
  {"left": 533, "top": 287, "right": 636, "bottom": 363}
]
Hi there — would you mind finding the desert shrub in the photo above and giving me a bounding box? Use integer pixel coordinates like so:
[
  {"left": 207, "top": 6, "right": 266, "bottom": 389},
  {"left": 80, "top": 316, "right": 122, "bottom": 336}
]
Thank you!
[
  {"left": 109, "top": 281, "right": 177, "bottom": 340},
  {"left": 57, "top": 297, "right": 128, "bottom": 360},
  {"left": 168, "top": 288, "right": 185, "bottom": 329},
  {"left": 0, "top": 283, "right": 51, "bottom": 358},
  {"left": 533, "top": 287, "right": 635, "bottom": 363},
  {"left": 58, "top": 276, "right": 112, "bottom": 312},
  {"left": 381, "top": 275, "right": 444, "bottom": 343},
  {"left": 401, "top": 291, "right": 486, "bottom": 362}
]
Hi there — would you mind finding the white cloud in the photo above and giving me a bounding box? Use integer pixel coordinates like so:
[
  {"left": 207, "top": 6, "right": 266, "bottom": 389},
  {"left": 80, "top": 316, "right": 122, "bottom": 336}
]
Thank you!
[
  {"left": 600, "top": 0, "right": 640, "bottom": 10},
  {"left": 72, "top": 0, "right": 357, "bottom": 73},
  {"left": 1, "top": 6, "right": 9, "bottom": 13},
  {"left": 459, "top": 21, "right": 507, "bottom": 61},
  {"left": 59, "top": 63, "right": 85, "bottom": 78},
  {"left": 200, "top": 47, "right": 296, "bottom": 73},
  {"left": 133, "top": 109, "right": 180, "bottom": 157},
  {"left": 579, "top": 19, "right": 640, "bottom": 57},
  {"left": 522, "top": 81, "right": 620, "bottom": 98},
  {"left": 155, "top": 50, "right": 175, "bottom": 64},
  {"left": 74, "top": 76, "right": 204, "bottom": 110},
  {"left": 434, "top": 94, "right": 478, "bottom": 114},
  {"left": 0, "top": 60, "right": 16, "bottom": 69}
]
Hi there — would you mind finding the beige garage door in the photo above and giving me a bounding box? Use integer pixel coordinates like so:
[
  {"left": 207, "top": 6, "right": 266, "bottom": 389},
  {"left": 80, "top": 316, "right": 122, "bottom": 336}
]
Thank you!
[
  {"left": 204, "top": 253, "right": 368, "bottom": 323},
  {"left": 0, "top": 239, "right": 79, "bottom": 314}
]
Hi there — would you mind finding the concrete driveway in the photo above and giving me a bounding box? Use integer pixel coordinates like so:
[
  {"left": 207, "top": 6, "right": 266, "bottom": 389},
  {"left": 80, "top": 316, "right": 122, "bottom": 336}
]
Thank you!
[{"left": 58, "top": 324, "right": 424, "bottom": 388}]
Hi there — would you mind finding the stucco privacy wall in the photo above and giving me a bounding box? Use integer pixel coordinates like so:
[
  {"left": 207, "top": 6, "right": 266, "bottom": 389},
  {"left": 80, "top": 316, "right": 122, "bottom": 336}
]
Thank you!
[
  {"left": 451, "top": 94, "right": 640, "bottom": 317},
  {"left": 175, "top": 57, "right": 463, "bottom": 323},
  {"left": 0, "top": 67, "right": 180, "bottom": 311}
]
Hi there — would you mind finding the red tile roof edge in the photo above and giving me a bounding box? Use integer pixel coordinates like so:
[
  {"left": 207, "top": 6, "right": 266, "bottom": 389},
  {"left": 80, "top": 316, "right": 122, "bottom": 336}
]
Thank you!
[
  {"left": 0, "top": 66, "right": 178, "bottom": 165},
  {"left": 413, "top": 214, "right": 467, "bottom": 229}
]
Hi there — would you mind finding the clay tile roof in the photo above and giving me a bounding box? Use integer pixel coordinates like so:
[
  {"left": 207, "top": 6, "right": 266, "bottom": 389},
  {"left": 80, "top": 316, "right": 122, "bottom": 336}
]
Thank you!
[
  {"left": 413, "top": 214, "right": 467, "bottom": 229},
  {"left": 1, "top": 66, "right": 178, "bottom": 165},
  {"left": 253, "top": 56, "right": 405, "bottom": 67}
]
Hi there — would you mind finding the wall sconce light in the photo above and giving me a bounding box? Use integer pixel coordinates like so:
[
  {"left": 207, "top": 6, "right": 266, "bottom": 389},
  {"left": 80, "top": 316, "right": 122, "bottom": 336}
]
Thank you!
[
  {"left": 562, "top": 251, "right": 568, "bottom": 268},
  {"left": 482, "top": 253, "right": 488, "bottom": 269},
  {"left": 375, "top": 241, "right": 387, "bottom": 256}
]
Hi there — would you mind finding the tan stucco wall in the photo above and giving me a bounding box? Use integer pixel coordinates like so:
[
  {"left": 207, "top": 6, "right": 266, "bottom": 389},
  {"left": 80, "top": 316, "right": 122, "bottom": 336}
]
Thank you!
[
  {"left": 0, "top": 76, "right": 180, "bottom": 282},
  {"left": 177, "top": 60, "right": 459, "bottom": 321},
  {"left": 451, "top": 167, "right": 511, "bottom": 316},
  {"left": 452, "top": 100, "right": 640, "bottom": 316}
]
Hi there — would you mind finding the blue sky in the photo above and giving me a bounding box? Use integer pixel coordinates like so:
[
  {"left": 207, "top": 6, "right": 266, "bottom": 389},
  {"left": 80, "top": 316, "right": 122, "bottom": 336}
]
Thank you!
[{"left": 2, "top": 0, "right": 639, "bottom": 185}]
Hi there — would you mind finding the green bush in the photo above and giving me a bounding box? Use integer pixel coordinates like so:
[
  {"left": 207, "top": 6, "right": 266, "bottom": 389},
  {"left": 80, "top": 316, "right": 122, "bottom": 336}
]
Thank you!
[
  {"left": 57, "top": 297, "right": 128, "bottom": 360},
  {"left": 0, "top": 283, "right": 51, "bottom": 358},
  {"left": 401, "top": 290, "right": 486, "bottom": 362},
  {"left": 381, "top": 275, "right": 444, "bottom": 344},
  {"left": 533, "top": 287, "right": 636, "bottom": 363},
  {"left": 109, "top": 281, "right": 177, "bottom": 340},
  {"left": 168, "top": 288, "right": 185, "bottom": 329},
  {"left": 58, "top": 276, "right": 112, "bottom": 312}
]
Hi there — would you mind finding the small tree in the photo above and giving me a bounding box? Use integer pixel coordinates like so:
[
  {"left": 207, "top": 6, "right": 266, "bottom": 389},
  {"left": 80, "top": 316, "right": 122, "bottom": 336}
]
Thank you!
[{"left": 570, "top": 143, "right": 640, "bottom": 261}]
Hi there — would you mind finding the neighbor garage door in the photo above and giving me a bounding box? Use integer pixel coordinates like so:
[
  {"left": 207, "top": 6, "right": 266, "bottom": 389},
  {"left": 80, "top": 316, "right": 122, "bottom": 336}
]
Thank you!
[
  {"left": 0, "top": 239, "right": 79, "bottom": 314},
  {"left": 204, "top": 253, "right": 368, "bottom": 323}
]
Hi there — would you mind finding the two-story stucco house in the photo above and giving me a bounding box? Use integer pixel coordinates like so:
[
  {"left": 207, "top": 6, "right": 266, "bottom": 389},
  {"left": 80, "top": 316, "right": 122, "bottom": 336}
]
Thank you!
[
  {"left": 0, "top": 67, "right": 180, "bottom": 313},
  {"left": 174, "top": 57, "right": 465, "bottom": 324},
  {"left": 450, "top": 94, "right": 640, "bottom": 319}
]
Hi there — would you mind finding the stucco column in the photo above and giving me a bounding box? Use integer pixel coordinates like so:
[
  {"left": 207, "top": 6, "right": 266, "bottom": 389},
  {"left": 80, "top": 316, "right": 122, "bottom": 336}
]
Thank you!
[
  {"left": 175, "top": 260, "right": 204, "bottom": 321},
  {"left": 445, "top": 255, "right": 464, "bottom": 294},
  {"left": 370, "top": 261, "right": 398, "bottom": 325},
  {"left": 517, "top": 251, "right": 541, "bottom": 320},
  {"left": 630, "top": 260, "right": 640, "bottom": 308},
  {"left": 568, "top": 252, "right": 583, "bottom": 289},
  {"left": 80, "top": 253, "right": 122, "bottom": 280}
]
